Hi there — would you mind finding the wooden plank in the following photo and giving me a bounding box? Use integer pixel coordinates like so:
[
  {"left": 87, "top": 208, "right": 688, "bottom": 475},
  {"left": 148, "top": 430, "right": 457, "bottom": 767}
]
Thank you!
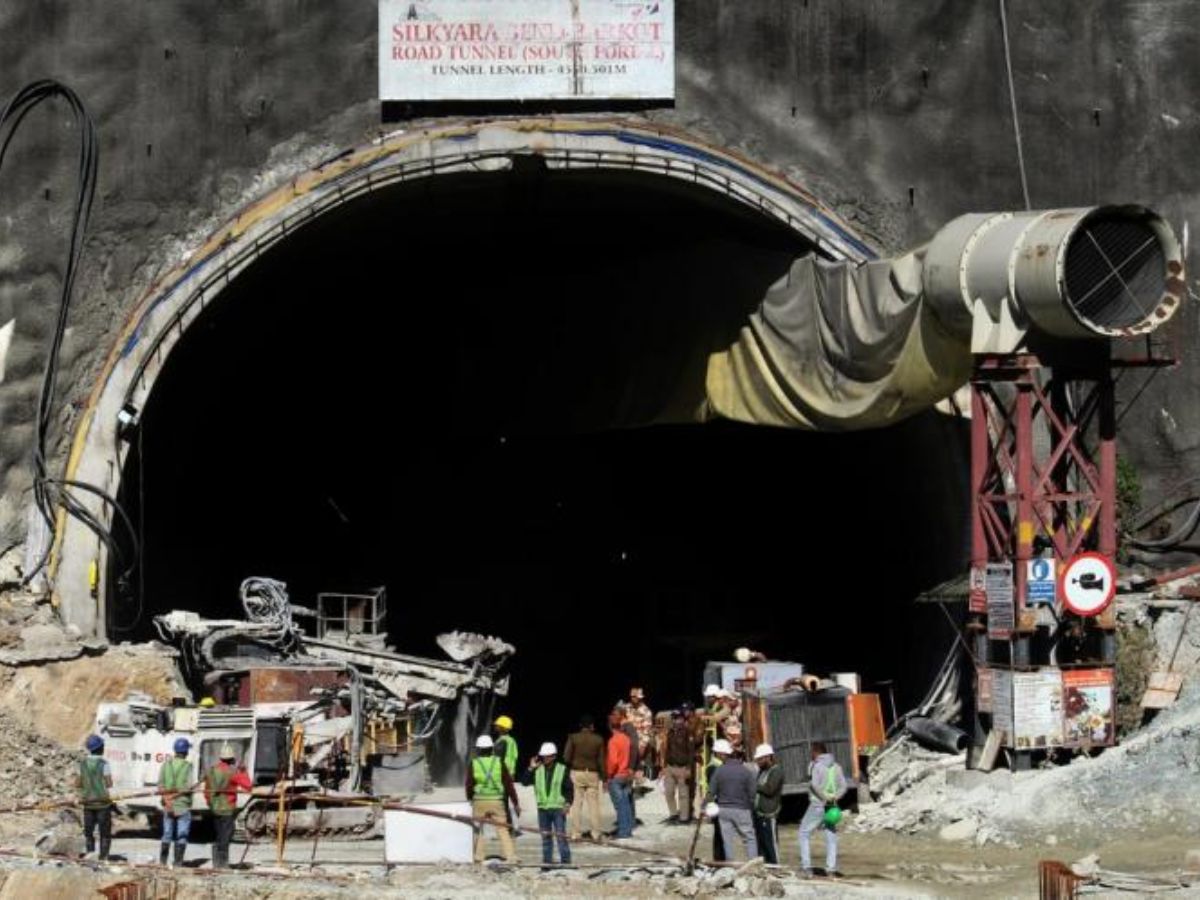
[
  {"left": 1141, "top": 688, "right": 1180, "bottom": 710},
  {"left": 977, "top": 729, "right": 1004, "bottom": 771},
  {"left": 1141, "top": 672, "right": 1184, "bottom": 709}
]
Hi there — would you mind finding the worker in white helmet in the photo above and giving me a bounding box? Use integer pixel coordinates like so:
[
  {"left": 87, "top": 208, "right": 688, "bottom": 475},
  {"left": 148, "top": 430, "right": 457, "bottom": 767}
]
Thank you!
[
  {"left": 522, "top": 742, "right": 574, "bottom": 865},
  {"left": 752, "top": 743, "right": 783, "bottom": 864},
  {"left": 467, "top": 734, "right": 519, "bottom": 863},
  {"left": 203, "top": 743, "right": 250, "bottom": 869}
]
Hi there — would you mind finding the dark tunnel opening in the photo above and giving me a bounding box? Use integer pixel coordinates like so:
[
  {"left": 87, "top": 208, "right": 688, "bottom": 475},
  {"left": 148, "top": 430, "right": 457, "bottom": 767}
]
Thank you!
[{"left": 113, "top": 165, "right": 971, "bottom": 764}]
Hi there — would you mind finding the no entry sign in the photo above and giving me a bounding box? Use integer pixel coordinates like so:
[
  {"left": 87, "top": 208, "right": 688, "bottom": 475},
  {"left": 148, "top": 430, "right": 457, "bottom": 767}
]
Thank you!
[{"left": 1059, "top": 552, "right": 1116, "bottom": 616}]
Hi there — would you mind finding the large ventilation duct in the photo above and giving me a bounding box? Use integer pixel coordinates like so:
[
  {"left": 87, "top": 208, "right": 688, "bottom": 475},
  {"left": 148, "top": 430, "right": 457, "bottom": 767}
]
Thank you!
[
  {"left": 703, "top": 205, "right": 1184, "bottom": 430},
  {"left": 923, "top": 205, "right": 1184, "bottom": 351}
]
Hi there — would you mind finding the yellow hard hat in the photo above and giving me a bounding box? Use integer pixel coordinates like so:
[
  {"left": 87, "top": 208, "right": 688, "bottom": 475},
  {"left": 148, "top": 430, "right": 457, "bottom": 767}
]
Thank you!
[
  {"left": 494, "top": 715, "right": 513, "bottom": 731},
  {"left": 199, "top": 697, "right": 216, "bottom": 708}
]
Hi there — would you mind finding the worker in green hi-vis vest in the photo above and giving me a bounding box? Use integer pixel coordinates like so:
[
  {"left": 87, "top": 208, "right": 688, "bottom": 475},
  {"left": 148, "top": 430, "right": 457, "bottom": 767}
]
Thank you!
[
  {"left": 75, "top": 734, "right": 113, "bottom": 860},
  {"left": 158, "top": 737, "right": 194, "bottom": 868},
  {"left": 466, "top": 735, "right": 519, "bottom": 863},
  {"left": 492, "top": 715, "right": 521, "bottom": 837},
  {"left": 521, "top": 742, "right": 574, "bottom": 865},
  {"left": 203, "top": 743, "right": 251, "bottom": 869}
]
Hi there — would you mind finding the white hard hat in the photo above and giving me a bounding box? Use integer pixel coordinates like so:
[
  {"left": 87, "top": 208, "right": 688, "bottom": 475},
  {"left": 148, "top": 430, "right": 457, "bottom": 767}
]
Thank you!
[
  {"left": 753, "top": 743, "right": 774, "bottom": 760},
  {"left": 538, "top": 742, "right": 558, "bottom": 757},
  {"left": 704, "top": 802, "right": 720, "bottom": 819},
  {"left": 734, "top": 647, "right": 752, "bottom": 663},
  {"left": 703, "top": 684, "right": 721, "bottom": 697},
  {"left": 475, "top": 735, "right": 495, "bottom": 750},
  {"left": 712, "top": 738, "right": 733, "bottom": 755}
]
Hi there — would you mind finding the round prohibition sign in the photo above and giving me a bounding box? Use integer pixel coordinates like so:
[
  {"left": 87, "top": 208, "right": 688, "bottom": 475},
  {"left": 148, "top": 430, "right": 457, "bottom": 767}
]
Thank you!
[{"left": 1058, "top": 551, "right": 1116, "bottom": 616}]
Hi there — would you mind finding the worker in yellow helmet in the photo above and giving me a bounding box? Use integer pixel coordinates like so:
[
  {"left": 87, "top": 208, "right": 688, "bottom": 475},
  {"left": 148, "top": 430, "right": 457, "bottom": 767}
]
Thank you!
[
  {"left": 493, "top": 716, "right": 518, "bottom": 777},
  {"left": 492, "top": 715, "right": 521, "bottom": 839}
]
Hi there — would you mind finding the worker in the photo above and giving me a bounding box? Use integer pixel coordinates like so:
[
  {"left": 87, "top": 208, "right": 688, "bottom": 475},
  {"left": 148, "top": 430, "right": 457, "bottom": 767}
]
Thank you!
[
  {"left": 752, "top": 743, "right": 784, "bottom": 864},
  {"left": 616, "top": 704, "right": 642, "bottom": 828},
  {"left": 604, "top": 708, "right": 634, "bottom": 839},
  {"left": 204, "top": 743, "right": 250, "bottom": 869},
  {"left": 158, "top": 737, "right": 194, "bottom": 867},
  {"left": 718, "top": 689, "right": 743, "bottom": 751},
  {"left": 522, "top": 742, "right": 573, "bottom": 865},
  {"left": 704, "top": 738, "right": 757, "bottom": 860},
  {"left": 563, "top": 714, "right": 605, "bottom": 841},
  {"left": 660, "top": 709, "right": 696, "bottom": 825},
  {"left": 704, "top": 753, "right": 725, "bottom": 861},
  {"left": 76, "top": 734, "right": 113, "bottom": 861},
  {"left": 492, "top": 715, "right": 520, "bottom": 836},
  {"left": 625, "top": 687, "right": 655, "bottom": 779},
  {"left": 702, "top": 684, "right": 722, "bottom": 715},
  {"left": 466, "top": 735, "right": 519, "bottom": 864},
  {"left": 799, "top": 742, "right": 848, "bottom": 877},
  {"left": 493, "top": 715, "right": 519, "bottom": 777}
]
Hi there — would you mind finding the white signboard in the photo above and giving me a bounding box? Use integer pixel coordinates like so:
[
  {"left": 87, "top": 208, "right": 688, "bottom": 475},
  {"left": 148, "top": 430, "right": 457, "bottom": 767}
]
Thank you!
[
  {"left": 1011, "top": 669, "right": 1064, "bottom": 749},
  {"left": 1059, "top": 552, "right": 1116, "bottom": 616},
  {"left": 384, "top": 802, "right": 474, "bottom": 863},
  {"left": 379, "top": 0, "right": 675, "bottom": 101},
  {"left": 992, "top": 669, "right": 1065, "bottom": 750}
]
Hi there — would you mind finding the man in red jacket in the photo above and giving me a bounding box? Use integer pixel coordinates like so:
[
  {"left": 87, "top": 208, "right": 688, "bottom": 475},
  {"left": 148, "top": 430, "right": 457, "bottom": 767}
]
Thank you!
[
  {"left": 204, "top": 743, "right": 251, "bottom": 869},
  {"left": 605, "top": 709, "right": 634, "bottom": 839}
]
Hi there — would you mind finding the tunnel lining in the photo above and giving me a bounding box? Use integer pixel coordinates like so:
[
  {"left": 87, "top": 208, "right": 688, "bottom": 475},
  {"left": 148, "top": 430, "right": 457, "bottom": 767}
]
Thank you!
[{"left": 49, "top": 116, "right": 875, "bottom": 635}]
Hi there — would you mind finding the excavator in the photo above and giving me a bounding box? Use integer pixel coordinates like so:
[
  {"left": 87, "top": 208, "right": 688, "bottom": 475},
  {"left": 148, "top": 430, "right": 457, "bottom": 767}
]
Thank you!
[{"left": 95, "top": 578, "right": 512, "bottom": 840}]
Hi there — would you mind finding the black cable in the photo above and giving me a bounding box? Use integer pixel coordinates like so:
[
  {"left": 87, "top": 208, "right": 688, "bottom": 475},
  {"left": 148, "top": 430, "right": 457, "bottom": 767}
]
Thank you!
[{"left": 0, "top": 81, "right": 138, "bottom": 590}]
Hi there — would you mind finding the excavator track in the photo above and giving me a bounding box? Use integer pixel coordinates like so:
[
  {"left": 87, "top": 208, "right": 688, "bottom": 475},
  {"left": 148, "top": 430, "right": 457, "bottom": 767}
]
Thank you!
[{"left": 240, "top": 798, "right": 382, "bottom": 842}]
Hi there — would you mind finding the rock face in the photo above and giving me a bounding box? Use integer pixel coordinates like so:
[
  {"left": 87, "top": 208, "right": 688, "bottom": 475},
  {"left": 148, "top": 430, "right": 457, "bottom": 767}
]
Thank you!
[{"left": 0, "top": 0, "right": 1196, "bottom": 567}]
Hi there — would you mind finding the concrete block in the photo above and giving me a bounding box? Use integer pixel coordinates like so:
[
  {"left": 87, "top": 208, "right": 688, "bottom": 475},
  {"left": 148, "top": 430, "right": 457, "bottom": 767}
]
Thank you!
[{"left": 938, "top": 818, "right": 979, "bottom": 842}]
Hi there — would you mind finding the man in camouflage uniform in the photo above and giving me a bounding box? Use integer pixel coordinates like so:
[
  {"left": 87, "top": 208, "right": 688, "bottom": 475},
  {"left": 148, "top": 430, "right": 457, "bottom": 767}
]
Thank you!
[{"left": 625, "top": 687, "right": 655, "bottom": 778}]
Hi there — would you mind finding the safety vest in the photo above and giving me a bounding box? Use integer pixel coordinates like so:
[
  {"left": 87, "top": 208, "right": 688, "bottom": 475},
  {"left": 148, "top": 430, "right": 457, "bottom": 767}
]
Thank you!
[
  {"left": 160, "top": 757, "right": 193, "bottom": 813},
  {"left": 472, "top": 756, "right": 505, "bottom": 800},
  {"left": 534, "top": 763, "right": 567, "bottom": 810},
  {"left": 206, "top": 765, "right": 234, "bottom": 816},
  {"left": 821, "top": 763, "right": 841, "bottom": 804},
  {"left": 495, "top": 734, "right": 518, "bottom": 776},
  {"left": 79, "top": 756, "right": 110, "bottom": 810}
]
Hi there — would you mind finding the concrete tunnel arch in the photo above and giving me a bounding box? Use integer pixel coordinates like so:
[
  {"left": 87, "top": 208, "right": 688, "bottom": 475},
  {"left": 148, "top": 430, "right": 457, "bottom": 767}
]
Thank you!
[{"left": 49, "top": 116, "right": 879, "bottom": 636}]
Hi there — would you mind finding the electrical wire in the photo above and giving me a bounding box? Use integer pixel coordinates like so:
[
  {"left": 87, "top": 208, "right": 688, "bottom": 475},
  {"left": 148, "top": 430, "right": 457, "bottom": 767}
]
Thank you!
[
  {"left": 0, "top": 81, "right": 137, "bottom": 590},
  {"left": 997, "top": 0, "right": 1031, "bottom": 210}
]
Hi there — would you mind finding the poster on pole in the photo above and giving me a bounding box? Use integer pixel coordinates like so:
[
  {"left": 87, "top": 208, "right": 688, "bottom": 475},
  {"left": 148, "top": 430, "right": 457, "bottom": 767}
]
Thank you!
[
  {"left": 969, "top": 566, "right": 987, "bottom": 614},
  {"left": 991, "top": 668, "right": 1013, "bottom": 738},
  {"left": 976, "top": 666, "right": 993, "bottom": 713},
  {"left": 1062, "top": 668, "right": 1115, "bottom": 747},
  {"left": 379, "top": 0, "right": 675, "bottom": 101},
  {"left": 986, "top": 562, "right": 1015, "bottom": 639},
  {"left": 1011, "top": 669, "right": 1064, "bottom": 749}
]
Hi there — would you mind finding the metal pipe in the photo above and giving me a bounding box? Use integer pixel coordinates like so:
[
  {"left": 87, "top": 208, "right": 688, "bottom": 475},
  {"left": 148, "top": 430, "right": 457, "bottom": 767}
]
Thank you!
[
  {"left": 905, "top": 716, "right": 969, "bottom": 753},
  {"left": 923, "top": 206, "right": 1184, "bottom": 340}
]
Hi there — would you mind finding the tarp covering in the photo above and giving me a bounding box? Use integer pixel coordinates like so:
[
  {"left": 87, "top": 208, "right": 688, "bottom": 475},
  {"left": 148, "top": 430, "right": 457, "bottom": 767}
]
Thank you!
[{"left": 703, "top": 250, "right": 972, "bottom": 430}]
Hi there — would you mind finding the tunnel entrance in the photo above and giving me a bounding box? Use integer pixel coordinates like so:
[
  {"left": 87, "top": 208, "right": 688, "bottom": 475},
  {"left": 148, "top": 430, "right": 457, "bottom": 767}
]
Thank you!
[{"left": 112, "top": 163, "right": 969, "bottom": 750}]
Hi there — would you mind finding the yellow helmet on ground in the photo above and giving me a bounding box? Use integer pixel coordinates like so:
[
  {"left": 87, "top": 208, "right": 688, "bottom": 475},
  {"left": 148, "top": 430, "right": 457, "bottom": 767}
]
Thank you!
[
  {"left": 199, "top": 697, "right": 216, "bottom": 708},
  {"left": 494, "top": 715, "right": 513, "bottom": 731}
]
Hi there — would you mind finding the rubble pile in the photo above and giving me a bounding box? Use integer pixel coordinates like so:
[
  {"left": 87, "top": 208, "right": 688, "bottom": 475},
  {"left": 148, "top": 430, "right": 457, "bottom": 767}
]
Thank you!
[
  {"left": 0, "top": 707, "right": 77, "bottom": 806},
  {"left": 0, "top": 589, "right": 105, "bottom": 665},
  {"left": 857, "top": 679, "right": 1200, "bottom": 845},
  {"left": 382, "top": 861, "right": 860, "bottom": 898}
]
